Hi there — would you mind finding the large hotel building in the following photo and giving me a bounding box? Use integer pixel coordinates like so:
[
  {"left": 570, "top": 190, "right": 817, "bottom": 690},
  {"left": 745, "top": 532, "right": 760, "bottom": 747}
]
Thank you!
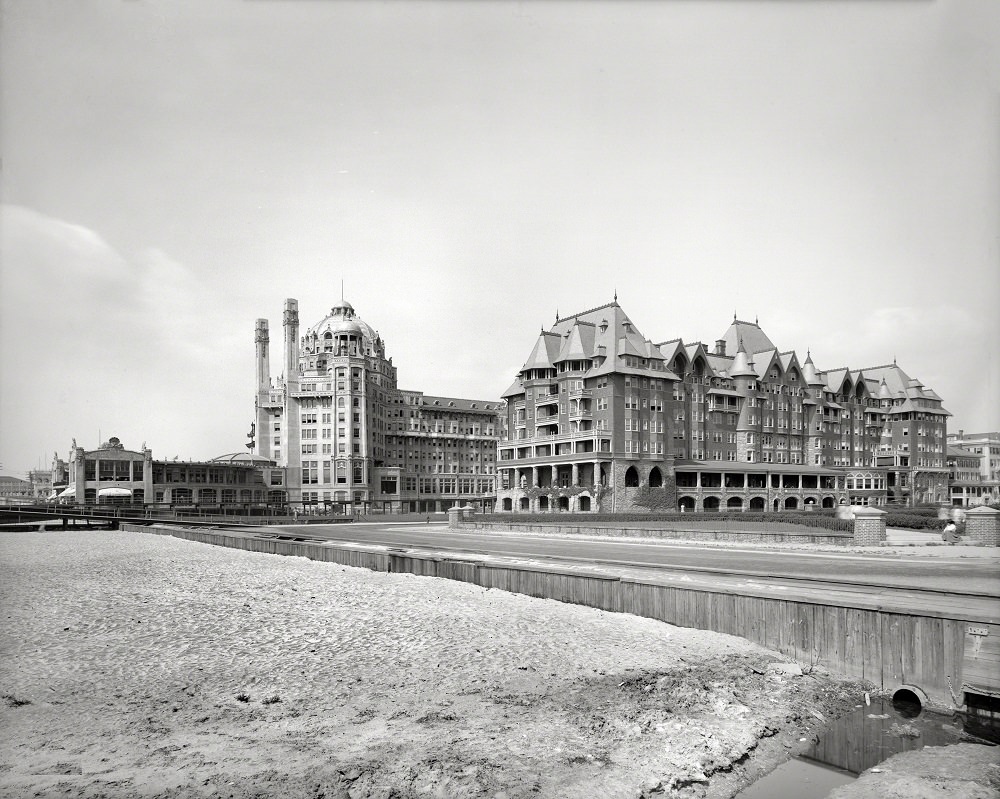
[
  {"left": 498, "top": 299, "right": 949, "bottom": 513},
  {"left": 255, "top": 299, "right": 500, "bottom": 513}
]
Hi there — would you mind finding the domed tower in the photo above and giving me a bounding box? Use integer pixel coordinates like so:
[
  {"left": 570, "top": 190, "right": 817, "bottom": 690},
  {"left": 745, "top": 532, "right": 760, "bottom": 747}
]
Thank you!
[
  {"left": 299, "top": 300, "right": 387, "bottom": 373},
  {"left": 255, "top": 298, "right": 399, "bottom": 510}
]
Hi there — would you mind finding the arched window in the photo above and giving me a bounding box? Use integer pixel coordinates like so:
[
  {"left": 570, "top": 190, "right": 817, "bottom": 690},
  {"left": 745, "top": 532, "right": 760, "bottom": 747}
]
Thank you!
[
  {"left": 624, "top": 466, "right": 639, "bottom": 487},
  {"left": 648, "top": 467, "right": 663, "bottom": 488},
  {"left": 727, "top": 496, "right": 743, "bottom": 510}
]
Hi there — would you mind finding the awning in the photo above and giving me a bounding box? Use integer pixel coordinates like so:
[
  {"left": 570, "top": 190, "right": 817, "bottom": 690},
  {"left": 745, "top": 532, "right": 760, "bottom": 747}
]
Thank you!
[
  {"left": 98, "top": 487, "right": 133, "bottom": 497},
  {"left": 57, "top": 486, "right": 75, "bottom": 498}
]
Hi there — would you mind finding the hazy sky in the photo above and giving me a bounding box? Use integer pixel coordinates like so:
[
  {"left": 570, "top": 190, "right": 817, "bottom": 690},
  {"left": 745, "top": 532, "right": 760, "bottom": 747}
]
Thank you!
[{"left": 2, "top": 0, "right": 998, "bottom": 475}]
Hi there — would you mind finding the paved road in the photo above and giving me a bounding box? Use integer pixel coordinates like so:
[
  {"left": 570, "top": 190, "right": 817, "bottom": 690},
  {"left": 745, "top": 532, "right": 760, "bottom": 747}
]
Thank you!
[{"left": 262, "top": 521, "right": 1000, "bottom": 598}]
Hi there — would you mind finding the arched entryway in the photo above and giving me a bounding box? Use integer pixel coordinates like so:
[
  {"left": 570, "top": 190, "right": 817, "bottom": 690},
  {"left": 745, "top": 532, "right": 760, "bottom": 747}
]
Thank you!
[
  {"left": 519, "top": 497, "right": 529, "bottom": 511},
  {"left": 578, "top": 495, "right": 591, "bottom": 512},
  {"left": 538, "top": 496, "right": 549, "bottom": 511},
  {"left": 822, "top": 497, "right": 835, "bottom": 509},
  {"left": 784, "top": 497, "right": 798, "bottom": 510},
  {"left": 749, "top": 496, "right": 765, "bottom": 511},
  {"left": 703, "top": 496, "right": 720, "bottom": 511},
  {"left": 502, "top": 498, "right": 512, "bottom": 511},
  {"left": 557, "top": 496, "right": 569, "bottom": 511},
  {"left": 624, "top": 466, "right": 639, "bottom": 487},
  {"left": 648, "top": 467, "right": 663, "bottom": 488},
  {"left": 678, "top": 496, "right": 695, "bottom": 511},
  {"left": 727, "top": 497, "right": 743, "bottom": 510}
]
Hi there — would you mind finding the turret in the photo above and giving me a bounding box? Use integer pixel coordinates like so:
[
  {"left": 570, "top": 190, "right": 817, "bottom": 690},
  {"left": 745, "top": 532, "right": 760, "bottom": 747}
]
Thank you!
[
  {"left": 255, "top": 318, "right": 270, "bottom": 390},
  {"left": 283, "top": 298, "right": 299, "bottom": 390}
]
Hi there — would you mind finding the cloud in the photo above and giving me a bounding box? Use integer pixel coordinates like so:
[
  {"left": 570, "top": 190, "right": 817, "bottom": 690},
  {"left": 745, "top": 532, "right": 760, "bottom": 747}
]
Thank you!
[{"left": 0, "top": 205, "right": 249, "bottom": 470}]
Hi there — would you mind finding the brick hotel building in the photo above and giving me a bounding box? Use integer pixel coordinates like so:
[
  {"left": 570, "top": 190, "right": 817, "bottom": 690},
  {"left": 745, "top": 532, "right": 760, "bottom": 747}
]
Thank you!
[
  {"left": 254, "top": 299, "right": 500, "bottom": 513},
  {"left": 498, "top": 300, "right": 949, "bottom": 513}
]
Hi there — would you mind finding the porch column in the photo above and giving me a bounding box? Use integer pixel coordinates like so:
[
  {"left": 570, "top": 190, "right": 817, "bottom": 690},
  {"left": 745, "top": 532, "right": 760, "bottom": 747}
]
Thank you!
[
  {"left": 571, "top": 463, "right": 579, "bottom": 487},
  {"left": 593, "top": 461, "right": 601, "bottom": 486},
  {"left": 531, "top": 466, "right": 538, "bottom": 488}
]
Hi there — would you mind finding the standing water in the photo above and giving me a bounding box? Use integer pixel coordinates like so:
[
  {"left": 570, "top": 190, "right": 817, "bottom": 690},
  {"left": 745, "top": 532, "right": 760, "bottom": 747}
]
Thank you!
[{"left": 735, "top": 694, "right": 998, "bottom": 799}]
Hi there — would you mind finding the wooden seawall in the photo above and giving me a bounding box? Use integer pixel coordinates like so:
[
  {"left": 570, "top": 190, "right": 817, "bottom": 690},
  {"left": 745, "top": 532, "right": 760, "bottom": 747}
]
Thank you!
[{"left": 123, "top": 524, "right": 998, "bottom": 712}]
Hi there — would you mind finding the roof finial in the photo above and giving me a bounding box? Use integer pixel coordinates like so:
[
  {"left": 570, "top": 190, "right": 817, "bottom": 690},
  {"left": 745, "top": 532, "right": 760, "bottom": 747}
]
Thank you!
[
  {"left": 733, "top": 309, "right": 737, "bottom": 321},
  {"left": 755, "top": 315, "right": 759, "bottom": 325},
  {"left": 613, "top": 289, "right": 618, "bottom": 302},
  {"left": 555, "top": 309, "right": 559, "bottom": 322}
]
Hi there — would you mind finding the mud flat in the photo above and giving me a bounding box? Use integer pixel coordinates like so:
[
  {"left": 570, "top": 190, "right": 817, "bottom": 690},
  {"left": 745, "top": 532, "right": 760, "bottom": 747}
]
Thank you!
[{"left": 1, "top": 530, "right": 869, "bottom": 798}]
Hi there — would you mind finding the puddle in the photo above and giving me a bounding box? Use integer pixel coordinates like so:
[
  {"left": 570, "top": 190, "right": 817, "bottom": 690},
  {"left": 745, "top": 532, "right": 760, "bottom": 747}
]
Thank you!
[
  {"left": 735, "top": 757, "right": 854, "bottom": 799},
  {"left": 736, "top": 695, "right": 997, "bottom": 799}
]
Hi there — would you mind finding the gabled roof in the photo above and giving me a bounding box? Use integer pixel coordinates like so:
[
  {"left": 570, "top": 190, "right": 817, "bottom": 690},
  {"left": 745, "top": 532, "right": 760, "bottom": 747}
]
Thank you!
[
  {"left": 822, "top": 367, "right": 851, "bottom": 394},
  {"left": 751, "top": 348, "right": 781, "bottom": 378},
  {"left": 778, "top": 351, "right": 801, "bottom": 376}
]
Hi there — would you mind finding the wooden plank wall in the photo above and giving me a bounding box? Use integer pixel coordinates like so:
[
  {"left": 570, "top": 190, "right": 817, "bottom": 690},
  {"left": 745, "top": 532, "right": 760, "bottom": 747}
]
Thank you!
[{"left": 124, "top": 525, "right": 970, "bottom": 709}]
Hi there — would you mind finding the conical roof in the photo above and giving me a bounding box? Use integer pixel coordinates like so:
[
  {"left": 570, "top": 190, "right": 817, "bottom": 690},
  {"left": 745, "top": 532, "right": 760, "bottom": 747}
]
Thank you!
[{"left": 729, "top": 339, "right": 758, "bottom": 378}]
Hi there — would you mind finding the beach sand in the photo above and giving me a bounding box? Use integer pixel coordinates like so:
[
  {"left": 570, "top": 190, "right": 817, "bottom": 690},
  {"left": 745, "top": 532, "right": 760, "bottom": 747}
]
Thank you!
[{"left": 1, "top": 530, "right": 867, "bottom": 798}]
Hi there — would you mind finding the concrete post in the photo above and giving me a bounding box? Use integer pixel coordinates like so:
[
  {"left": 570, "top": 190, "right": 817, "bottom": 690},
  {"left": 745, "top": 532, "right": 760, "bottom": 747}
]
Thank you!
[
  {"left": 447, "top": 506, "right": 463, "bottom": 530},
  {"left": 964, "top": 506, "right": 999, "bottom": 547},
  {"left": 852, "top": 506, "right": 886, "bottom": 546}
]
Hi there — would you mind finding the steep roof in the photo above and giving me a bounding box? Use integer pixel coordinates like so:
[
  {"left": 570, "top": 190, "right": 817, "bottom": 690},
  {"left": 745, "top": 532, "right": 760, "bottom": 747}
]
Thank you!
[
  {"left": 719, "top": 318, "right": 775, "bottom": 356},
  {"left": 520, "top": 330, "right": 561, "bottom": 371}
]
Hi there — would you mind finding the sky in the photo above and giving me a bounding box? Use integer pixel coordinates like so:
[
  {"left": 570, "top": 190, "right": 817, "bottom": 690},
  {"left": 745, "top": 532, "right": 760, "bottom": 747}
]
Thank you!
[{"left": 1, "top": 0, "right": 998, "bottom": 476}]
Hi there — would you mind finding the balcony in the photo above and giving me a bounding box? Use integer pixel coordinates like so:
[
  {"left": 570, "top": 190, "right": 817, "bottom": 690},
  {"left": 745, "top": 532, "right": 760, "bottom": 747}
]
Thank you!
[
  {"left": 535, "top": 394, "right": 560, "bottom": 408},
  {"left": 568, "top": 388, "right": 592, "bottom": 398}
]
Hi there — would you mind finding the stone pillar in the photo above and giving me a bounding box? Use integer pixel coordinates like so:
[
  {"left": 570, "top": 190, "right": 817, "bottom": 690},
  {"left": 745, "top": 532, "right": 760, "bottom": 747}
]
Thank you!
[
  {"left": 447, "top": 506, "right": 463, "bottom": 530},
  {"left": 531, "top": 466, "right": 538, "bottom": 488},
  {"left": 964, "top": 506, "right": 999, "bottom": 547},
  {"left": 852, "top": 506, "right": 886, "bottom": 546},
  {"left": 571, "top": 463, "right": 579, "bottom": 487}
]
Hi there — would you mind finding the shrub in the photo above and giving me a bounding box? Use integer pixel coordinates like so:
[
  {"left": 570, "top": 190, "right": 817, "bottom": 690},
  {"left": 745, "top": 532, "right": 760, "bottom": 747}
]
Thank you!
[{"left": 883, "top": 513, "right": 945, "bottom": 531}]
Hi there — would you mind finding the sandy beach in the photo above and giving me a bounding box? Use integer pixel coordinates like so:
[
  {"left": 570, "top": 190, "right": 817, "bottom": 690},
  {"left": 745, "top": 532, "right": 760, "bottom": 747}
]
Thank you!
[{"left": 1, "top": 529, "right": 869, "bottom": 799}]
